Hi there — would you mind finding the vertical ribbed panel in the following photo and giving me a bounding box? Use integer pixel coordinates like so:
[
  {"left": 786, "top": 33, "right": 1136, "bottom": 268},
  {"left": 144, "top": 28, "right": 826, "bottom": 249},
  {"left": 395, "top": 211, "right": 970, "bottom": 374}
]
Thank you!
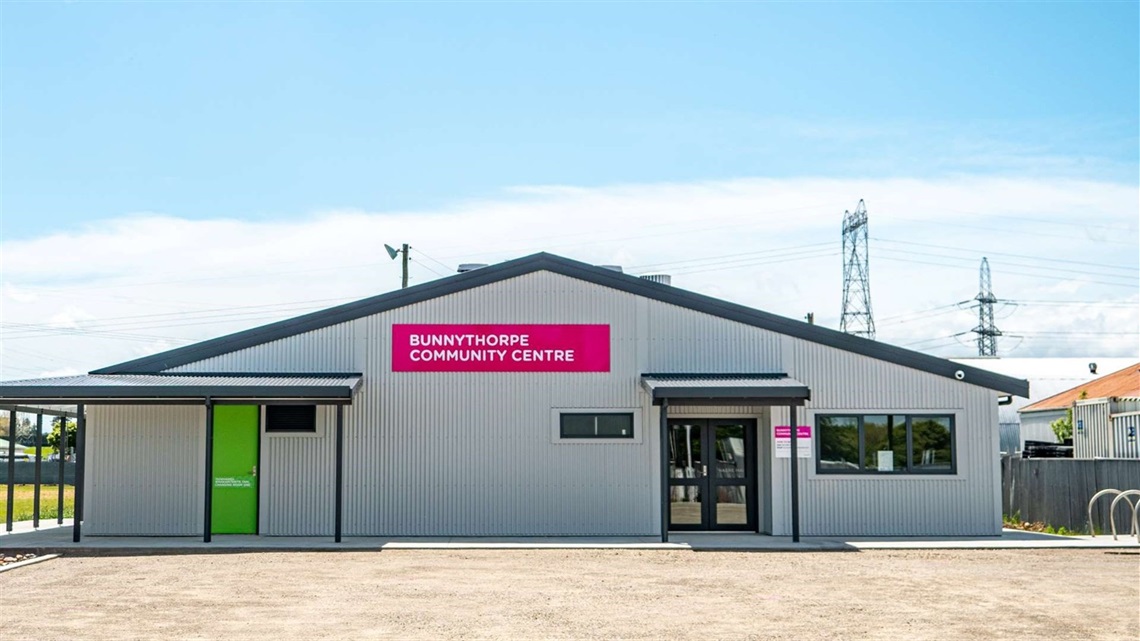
[
  {"left": 86, "top": 405, "right": 204, "bottom": 535},
  {"left": 1111, "top": 414, "right": 1140, "bottom": 459},
  {"left": 646, "top": 303, "right": 781, "bottom": 372},
  {"left": 168, "top": 324, "right": 357, "bottom": 373},
  {"left": 1020, "top": 411, "right": 1065, "bottom": 445},
  {"left": 345, "top": 272, "right": 652, "bottom": 535},
  {"left": 259, "top": 406, "right": 336, "bottom": 535},
  {"left": 1074, "top": 401, "right": 1113, "bottom": 458},
  {"left": 770, "top": 335, "right": 1003, "bottom": 536}
]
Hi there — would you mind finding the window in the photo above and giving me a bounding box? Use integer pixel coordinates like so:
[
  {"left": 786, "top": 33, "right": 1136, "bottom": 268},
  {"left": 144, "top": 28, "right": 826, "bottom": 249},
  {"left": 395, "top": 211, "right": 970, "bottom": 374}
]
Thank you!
[
  {"left": 265, "top": 405, "right": 317, "bottom": 433},
  {"left": 816, "top": 414, "right": 954, "bottom": 474},
  {"left": 559, "top": 413, "right": 634, "bottom": 439}
]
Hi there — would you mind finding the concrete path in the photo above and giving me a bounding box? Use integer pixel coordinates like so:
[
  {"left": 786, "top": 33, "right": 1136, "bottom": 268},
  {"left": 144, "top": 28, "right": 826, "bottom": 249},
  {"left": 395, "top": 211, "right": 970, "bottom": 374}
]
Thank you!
[{"left": 1, "top": 521, "right": 1136, "bottom": 554}]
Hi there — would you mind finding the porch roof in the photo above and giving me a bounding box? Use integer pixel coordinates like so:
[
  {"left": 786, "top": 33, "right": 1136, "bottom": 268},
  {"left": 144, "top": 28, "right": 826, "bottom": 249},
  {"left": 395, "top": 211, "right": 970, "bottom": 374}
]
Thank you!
[
  {"left": 641, "top": 373, "right": 811, "bottom": 406},
  {"left": 0, "top": 373, "right": 362, "bottom": 405}
]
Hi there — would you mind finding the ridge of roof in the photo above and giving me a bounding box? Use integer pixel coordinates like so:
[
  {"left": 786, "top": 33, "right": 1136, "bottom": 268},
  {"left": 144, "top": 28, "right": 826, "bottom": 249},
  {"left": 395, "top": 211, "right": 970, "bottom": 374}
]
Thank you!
[
  {"left": 1019, "top": 362, "right": 1140, "bottom": 413},
  {"left": 91, "top": 252, "right": 1028, "bottom": 396}
]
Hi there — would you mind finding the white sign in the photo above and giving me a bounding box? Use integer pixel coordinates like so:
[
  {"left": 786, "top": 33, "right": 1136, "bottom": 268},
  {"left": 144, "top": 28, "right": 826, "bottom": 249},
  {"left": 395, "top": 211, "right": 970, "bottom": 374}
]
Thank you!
[
  {"left": 774, "top": 425, "right": 812, "bottom": 458},
  {"left": 876, "top": 451, "right": 894, "bottom": 472}
]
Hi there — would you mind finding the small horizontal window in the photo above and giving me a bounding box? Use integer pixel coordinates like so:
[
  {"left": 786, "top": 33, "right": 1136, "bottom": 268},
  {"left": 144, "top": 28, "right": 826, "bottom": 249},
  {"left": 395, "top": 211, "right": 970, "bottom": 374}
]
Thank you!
[
  {"left": 817, "top": 414, "right": 955, "bottom": 474},
  {"left": 560, "top": 413, "right": 634, "bottom": 439},
  {"left": 266, "top": 405, "right": 317, "bottom": 433}
]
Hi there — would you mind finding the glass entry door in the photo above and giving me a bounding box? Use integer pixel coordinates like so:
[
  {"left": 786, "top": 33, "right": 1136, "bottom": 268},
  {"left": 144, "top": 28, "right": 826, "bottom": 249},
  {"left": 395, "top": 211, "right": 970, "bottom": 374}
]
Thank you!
[{"left": 667, "top": 418, "right": 756, "bottom": 531}]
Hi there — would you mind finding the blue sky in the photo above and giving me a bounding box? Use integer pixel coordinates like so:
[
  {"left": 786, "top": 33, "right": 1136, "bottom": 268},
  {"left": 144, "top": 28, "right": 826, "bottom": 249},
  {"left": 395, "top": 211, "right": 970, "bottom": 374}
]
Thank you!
[
  {"left": 1, "top": 3, "right": 1137, "bottom": 376},
  {"left": 2, "top": 2, "right": 1137, "bottom": 238}
]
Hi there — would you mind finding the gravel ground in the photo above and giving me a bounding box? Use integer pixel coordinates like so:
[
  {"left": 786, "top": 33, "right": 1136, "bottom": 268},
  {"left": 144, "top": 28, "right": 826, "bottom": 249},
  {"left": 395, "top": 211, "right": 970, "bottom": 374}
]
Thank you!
[{"left": 0, "top": 549, "right": 1136, "bottom": 640}]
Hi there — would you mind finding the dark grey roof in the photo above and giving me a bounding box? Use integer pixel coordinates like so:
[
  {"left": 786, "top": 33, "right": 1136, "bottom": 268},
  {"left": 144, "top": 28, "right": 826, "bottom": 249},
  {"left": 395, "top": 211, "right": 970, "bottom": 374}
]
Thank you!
[
  {"left": 642, "top": 373, "right": 811, "bottom": 406},
  {"left": 0, "top": 374, "right": 362, "bottom": 403},
  {"left": 92, "top": 252, "right": 1028, "bottom": 396}
]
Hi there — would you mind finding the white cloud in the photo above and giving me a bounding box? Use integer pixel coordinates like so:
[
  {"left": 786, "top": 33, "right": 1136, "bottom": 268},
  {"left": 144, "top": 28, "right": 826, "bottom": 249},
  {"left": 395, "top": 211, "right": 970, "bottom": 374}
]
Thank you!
[{"left": 1, "top": 175, "right": 1137, "bottom": 378}]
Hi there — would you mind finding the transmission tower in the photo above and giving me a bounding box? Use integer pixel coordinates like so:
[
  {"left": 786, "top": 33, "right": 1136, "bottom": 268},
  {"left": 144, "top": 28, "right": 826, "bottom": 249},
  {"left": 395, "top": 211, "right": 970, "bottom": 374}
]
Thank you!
[
  {"left": 840, "top": 199, "right": 875, "bottom": 339},
  {"left": 972, "top": 257, "right": 1002, "bottom": 356}
]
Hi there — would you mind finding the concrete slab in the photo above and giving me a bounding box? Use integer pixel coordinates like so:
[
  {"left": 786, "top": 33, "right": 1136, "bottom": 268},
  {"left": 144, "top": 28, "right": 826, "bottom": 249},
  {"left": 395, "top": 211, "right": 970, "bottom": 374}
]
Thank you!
[{"left": 1, "top": 523, "right": 1136, "bottom": 554}]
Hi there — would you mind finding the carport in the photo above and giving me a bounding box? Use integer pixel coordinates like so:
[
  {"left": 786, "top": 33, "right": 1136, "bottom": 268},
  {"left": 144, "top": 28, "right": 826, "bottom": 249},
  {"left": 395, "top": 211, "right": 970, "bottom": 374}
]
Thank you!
[{"left": 0, "top": 373, "right": 361, "bottom": 543}]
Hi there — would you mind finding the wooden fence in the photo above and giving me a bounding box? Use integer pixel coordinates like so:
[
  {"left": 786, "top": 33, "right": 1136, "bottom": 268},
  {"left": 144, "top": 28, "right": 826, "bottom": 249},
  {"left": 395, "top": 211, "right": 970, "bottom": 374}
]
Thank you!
[{"left": 1002, "top": 456, "right": 1140, "bottom": 534}]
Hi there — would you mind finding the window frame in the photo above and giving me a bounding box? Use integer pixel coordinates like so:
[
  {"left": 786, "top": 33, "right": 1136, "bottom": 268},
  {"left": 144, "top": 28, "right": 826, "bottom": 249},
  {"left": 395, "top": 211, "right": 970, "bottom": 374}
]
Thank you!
[
  {"left": 814, "top": 413, "right": 956, "bottom": 475},
  {"left": 551, "top": 408, "right": 642, "bottom": 444}
]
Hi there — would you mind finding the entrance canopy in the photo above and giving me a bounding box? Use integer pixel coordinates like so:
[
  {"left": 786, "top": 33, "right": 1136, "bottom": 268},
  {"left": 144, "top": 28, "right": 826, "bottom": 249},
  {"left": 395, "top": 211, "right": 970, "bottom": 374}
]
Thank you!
[
  {"left": 0, "top": 373, "right": 363, "bottom": 405},
  {"left": 641, "top": 373, "right": 811, "bottom": 406}
]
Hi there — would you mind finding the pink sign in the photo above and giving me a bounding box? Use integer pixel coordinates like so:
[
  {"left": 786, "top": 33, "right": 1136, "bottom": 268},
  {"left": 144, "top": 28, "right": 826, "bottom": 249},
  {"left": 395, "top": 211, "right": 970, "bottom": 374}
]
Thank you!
[
  {"left": 774, "top": 426, "right": 812, "bottom": 439},
  {"left": 392, "top": 324, "right": 610, "bottom": 372}
]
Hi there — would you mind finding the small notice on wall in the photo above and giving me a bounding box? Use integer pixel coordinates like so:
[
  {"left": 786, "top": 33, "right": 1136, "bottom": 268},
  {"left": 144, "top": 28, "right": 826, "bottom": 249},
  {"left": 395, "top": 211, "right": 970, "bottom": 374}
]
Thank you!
[
  {"left": 774, "top": 425, "right": 812, "bottom": 458},
  {"left": 876, "top": 451, "right": 894, "bottom": 472}
]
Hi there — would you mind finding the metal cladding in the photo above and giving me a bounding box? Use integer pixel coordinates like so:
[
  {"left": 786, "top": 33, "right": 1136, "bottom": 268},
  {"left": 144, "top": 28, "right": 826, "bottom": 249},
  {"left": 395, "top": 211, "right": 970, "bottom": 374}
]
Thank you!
[
  {"left": 85, "top": 405, "right": 204, "bottom": 535},
  {"left": 82, "top": 268, "right": 1011, "bottom": 537}
]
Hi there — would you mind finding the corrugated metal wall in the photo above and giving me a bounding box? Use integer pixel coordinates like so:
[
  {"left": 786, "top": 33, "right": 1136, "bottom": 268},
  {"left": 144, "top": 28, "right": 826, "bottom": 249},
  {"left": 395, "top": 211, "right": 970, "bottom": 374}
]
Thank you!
[
  {"left": 85, "top": 405, "right": 204, "bottom": 535},
  {"left": 259, "top": 406, "right": 337, "bottom": 535},
  {"left": 1074, "top": 400, "right": 1113, "bottom": 458},
  {"left": 1020, "top": 410, "right": 1064, "bottom": 445},
  {"left": 775, "top": 336, "right": 1002, "bottom": 536},
  {"left": 1111, "top": 413, "right": 1140, "bottom": 459},
  {"left": 87, "top": 270, "right": 1003, "bottom": 537}
]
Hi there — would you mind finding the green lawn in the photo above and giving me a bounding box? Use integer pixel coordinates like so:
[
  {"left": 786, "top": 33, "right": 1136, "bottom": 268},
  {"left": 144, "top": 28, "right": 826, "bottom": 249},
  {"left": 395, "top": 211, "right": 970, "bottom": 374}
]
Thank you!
[{"left": 0, "top": 484, "right": 75, "bottom": 522}]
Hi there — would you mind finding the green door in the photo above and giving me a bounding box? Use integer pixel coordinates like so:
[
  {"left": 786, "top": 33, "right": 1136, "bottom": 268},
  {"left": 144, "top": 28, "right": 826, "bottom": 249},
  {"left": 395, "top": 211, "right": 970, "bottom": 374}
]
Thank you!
[{"left": 212, "top": 405, "right": 259, "bottom": 534}]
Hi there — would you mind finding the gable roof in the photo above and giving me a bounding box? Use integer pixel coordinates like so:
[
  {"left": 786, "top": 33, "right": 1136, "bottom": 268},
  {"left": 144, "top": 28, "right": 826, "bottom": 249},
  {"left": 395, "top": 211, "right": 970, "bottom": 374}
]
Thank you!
[
  {"left": 92, "top": 252, "right": 1028, "bottom": 396},
  {"left": 1020, "top": 362, "right": 1140, "bottom": 413}
]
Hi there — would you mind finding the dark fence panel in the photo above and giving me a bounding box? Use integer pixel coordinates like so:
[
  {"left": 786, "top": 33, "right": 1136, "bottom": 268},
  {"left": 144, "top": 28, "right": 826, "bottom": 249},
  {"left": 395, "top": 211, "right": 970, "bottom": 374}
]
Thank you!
[
  {"left": 1002, "top": 456, "right": 1140, "bottom": 534},
  {"left": 1, "top": 461, "right": 76, "bottom": 485}
]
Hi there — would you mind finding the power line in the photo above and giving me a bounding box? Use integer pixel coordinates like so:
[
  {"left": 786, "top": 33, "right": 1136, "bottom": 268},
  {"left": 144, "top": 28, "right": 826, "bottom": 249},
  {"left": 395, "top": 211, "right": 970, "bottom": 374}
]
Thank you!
[{"left": 873, "top": 237, "right": 1138, "bottom": 273}]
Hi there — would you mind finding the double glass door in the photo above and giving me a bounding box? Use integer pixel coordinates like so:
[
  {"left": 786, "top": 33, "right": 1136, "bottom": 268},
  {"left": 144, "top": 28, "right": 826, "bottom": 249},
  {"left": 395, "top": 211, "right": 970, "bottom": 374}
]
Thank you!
[{"left": 667, "top": 419, "right": 756, "bottom": 531}]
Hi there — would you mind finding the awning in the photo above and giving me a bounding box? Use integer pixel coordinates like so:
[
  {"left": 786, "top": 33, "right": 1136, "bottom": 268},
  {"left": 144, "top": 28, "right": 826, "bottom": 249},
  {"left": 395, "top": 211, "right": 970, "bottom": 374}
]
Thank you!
[
  {"left": 0, "top": 373, "right": 363, "bottom": 405},
  {"left": 641, "top": 373, "right": 811, "bottom": 406}
]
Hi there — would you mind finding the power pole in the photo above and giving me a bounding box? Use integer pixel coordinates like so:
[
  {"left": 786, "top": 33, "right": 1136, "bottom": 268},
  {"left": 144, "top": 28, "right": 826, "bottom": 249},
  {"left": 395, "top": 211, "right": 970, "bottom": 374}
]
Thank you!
[
  {"left": 384, "top": 243, "right": 410, "bottom": 289},
  {"left": 972, "top": 257, "right": 1002, "bottom": 356},
  {"left": 840, "top": 199, "right": 875, "bottom": 339}
]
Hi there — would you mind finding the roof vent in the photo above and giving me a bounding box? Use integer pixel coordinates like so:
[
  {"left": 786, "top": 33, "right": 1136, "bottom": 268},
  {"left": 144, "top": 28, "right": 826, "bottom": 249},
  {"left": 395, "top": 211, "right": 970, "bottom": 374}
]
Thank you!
[
  {"left": 640, "top": 274, "right": 672, "bottom": 286},
  {"left": 599, "top": 265, "right": 624, "bottom": 273},
  {"left": 457, "top": 263, "right": 489, "bottom": 273}
]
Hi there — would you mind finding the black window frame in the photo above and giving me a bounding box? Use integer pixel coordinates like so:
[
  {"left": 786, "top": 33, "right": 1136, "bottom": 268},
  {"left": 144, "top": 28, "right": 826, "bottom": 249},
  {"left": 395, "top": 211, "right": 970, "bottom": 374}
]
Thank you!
[
  {"left": 265, "top": 404, "right": 318, "bottom": 434},
  {"left": 559, "top": 412, "right": 635, "bottom": 440},
  {"left": 815, "top": 413, "right": 956, "bottom": 475}
]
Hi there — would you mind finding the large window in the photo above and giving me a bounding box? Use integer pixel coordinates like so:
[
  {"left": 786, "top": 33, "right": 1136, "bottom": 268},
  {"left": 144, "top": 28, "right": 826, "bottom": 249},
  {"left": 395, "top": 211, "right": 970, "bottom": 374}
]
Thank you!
[
  {"left": 816, "top": 414, "right": 954, "bottom": 474},
  {"left": 559, "top": 413, "right": 634, "bottom": 439}
]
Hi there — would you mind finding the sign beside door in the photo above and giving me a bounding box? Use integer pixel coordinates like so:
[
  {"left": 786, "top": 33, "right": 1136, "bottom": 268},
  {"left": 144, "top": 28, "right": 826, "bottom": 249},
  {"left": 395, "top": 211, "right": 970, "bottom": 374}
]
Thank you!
[{"left": 774, "top": 425, "right": 812, "bottom": 458}]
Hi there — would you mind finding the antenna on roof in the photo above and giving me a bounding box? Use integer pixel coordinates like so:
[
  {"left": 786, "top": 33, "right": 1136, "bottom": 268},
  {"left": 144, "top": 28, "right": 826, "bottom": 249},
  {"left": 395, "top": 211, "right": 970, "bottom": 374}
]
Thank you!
[{"left": 385, "top": 243, "right": 410, "bottom": 289}]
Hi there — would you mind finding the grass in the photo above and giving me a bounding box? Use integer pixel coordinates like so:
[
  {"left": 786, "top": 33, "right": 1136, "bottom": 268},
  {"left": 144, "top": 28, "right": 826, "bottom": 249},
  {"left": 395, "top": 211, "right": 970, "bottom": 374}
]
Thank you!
[
  {"left": 0, "top": 484, "right": 75, "bottom": 522},
  {"left": 1003, "top": 512, "right": 1085, "bottom": 536}
]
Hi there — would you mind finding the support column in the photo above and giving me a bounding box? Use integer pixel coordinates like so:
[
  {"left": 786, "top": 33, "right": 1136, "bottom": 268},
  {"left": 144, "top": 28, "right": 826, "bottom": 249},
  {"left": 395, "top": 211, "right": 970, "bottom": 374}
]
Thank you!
[
  {"left": 204, "top": 398, "right": 214, "bottom": 543},
  {"left": 334, "top": 404, "right": 344, "bottom": 543},
  {"left": 73, "top": 404, "right": 85, "bottom": 543},
  {"left": 5, "top": 409, "right": 14, "bottom": 532},
  {"left": 33, "top": 412, "right": 43, "bottom": 528},
  {"left": 659, "top": 399, "right": 669, "bottom": 543},
  {"left": 57, "top": 414, "right": 66, "bottom": 525},
  {"left": 789, "top": 404, "right": 800, "bottom": 543}
]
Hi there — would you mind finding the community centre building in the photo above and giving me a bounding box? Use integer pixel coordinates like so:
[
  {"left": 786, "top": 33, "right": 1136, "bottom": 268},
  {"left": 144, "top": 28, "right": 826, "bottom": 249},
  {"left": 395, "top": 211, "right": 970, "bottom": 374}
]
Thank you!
[{"left": 1, "top": 253, "right": 1029, "bottom": 542}]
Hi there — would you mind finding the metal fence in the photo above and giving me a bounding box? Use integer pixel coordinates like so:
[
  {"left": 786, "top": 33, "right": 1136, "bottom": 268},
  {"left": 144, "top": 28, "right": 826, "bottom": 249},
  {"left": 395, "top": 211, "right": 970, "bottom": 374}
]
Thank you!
[{"left": 1002, "top": 456, "right": 1140, "bottom": 534}]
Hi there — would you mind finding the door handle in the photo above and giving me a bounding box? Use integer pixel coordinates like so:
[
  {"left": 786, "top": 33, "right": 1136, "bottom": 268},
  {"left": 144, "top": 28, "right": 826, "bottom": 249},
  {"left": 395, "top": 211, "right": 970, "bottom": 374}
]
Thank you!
[
  {"left": 702, "top": 464, "right": 708, "bottom": 477},
  {"left": 251, "top": 465, "right": 258, "bottom": 477}
]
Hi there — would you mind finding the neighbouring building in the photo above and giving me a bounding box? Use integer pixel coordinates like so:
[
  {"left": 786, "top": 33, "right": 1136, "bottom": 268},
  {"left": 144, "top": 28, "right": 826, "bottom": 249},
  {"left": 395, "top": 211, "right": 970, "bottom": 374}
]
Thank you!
[{"left": 1018, "top": 362, "right": 1140, "bottom": 459}]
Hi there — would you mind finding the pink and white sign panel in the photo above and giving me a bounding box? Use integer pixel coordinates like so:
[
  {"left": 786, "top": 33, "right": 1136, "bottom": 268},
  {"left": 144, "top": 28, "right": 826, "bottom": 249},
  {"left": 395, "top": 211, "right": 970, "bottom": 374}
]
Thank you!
[{"left": 392, "top": 324, "right": 611, "bottom": 372}]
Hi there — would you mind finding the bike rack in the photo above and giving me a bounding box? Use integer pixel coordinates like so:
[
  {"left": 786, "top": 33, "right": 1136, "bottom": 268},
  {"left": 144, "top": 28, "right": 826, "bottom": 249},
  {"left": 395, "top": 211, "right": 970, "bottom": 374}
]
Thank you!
[
  {"left": 1087, "top": 489, "right": 1138, "bottom": 538},
  {"left": 1109, "top": 490, "right": 1140, "bottom": 541}
]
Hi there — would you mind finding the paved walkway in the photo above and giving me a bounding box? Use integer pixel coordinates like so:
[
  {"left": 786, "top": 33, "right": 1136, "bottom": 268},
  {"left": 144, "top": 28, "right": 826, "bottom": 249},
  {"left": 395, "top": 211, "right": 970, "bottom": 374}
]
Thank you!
[{"left": 2, "top": 520, "right": 1137, "bottom": 554}]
